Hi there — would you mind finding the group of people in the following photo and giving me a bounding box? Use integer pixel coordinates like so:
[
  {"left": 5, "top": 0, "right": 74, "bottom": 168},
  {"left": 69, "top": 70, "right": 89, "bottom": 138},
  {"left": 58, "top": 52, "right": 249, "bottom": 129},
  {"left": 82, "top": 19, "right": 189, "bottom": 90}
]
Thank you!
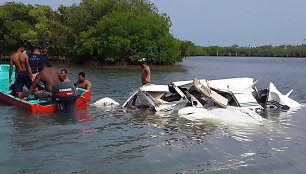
[
  {"left": 9, "top": 45, "right": 91, "bottom": 100},
  {"left": 8, "top": 44, "right": 151, "bottom": 100}
]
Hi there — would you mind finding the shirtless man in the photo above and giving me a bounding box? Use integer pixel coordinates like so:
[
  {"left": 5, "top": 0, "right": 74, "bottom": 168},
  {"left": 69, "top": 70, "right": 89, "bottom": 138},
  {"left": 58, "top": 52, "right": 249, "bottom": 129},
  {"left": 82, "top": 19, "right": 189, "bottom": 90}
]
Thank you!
[
  {"left": 60, "top": 69, "right": 70, "bottom": 82},
  {"left": 9, "top": 45, "right": 33, "bottom": 99},
  {"left": 77, "top": 72, "right": 91, "bottom": 91},
  {"left": 141, "top": 58, "right": 151, "bottom": 85},
  {"left": 23, "top": 61, "right": 63, "bottom": 100}
]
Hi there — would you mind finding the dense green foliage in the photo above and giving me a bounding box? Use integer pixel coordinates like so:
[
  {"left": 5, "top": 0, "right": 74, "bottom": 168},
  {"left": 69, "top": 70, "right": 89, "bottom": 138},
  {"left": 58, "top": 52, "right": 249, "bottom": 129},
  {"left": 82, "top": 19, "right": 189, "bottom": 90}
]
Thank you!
[
  {"left": 0, "top": 2, "right": 34, "bottom": 57},
  {"left": 0, "top": 0, "right": 182, "bottom": 64},
  {"left": 1, "top": 1, "right": 305, "bottom": 64}
]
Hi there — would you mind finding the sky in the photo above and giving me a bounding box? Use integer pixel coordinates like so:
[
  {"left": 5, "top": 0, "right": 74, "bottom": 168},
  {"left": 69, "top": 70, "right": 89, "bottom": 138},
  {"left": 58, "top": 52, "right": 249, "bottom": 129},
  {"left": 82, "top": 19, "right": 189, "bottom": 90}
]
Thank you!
[{"left": 1, "top": 0, "right": 306, "bottom": 47}]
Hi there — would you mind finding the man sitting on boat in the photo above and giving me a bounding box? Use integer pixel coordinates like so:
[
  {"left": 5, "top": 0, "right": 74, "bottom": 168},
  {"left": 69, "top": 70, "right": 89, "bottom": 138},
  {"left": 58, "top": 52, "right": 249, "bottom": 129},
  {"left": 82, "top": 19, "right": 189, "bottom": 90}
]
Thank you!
[
  {"left": 9, "top": 44, "right": 33, "bottom": 99},
  {"left": 23, "top": 61, "right": 64, "bottom": 100}
]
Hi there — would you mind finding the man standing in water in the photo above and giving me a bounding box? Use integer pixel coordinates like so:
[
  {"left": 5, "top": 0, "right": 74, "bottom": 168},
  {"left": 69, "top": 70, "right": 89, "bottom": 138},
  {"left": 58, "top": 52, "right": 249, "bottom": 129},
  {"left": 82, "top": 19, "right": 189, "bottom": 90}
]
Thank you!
[
  {"left": 60, "top": 69, "right": 70, "bottom": 82},
  {"left": 9, "top": 45, "right": 33, "bottom": 99},
  {"left": 141, "top": 58, "right": 151, "bottom": 85},
  {"left": 77, "top": 72, "right": 91, "bottom": 91}
]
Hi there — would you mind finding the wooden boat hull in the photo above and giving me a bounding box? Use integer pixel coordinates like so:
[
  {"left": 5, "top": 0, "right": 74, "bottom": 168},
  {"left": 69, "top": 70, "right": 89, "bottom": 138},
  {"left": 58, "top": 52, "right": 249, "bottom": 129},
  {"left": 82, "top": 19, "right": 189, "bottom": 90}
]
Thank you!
[
  {"left": 0, "top": 64, "right": 90, "bottom": 113},
  {"left": 0, "top": 87, "right": 90, "bottom": 113}
]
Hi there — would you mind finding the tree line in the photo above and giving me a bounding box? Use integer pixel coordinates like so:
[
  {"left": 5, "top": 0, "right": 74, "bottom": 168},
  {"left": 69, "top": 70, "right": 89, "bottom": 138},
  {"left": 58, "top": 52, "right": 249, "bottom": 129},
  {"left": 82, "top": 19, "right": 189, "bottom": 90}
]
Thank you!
[
  {"left": 1, "top": 1, "right": 305, "bottom": 65},
  {"left": 180, "top": 41, "right": 306, "bottom": 58},
  {"left": 0, "top": 0, "right": 184, "bottom": 65}
]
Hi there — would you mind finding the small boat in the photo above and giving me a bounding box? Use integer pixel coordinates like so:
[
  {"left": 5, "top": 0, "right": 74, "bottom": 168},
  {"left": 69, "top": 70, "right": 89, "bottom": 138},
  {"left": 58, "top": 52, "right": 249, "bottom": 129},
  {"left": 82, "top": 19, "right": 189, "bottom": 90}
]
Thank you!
[{"left": 0, "top": 64, "right": 90, "bottom": 113}]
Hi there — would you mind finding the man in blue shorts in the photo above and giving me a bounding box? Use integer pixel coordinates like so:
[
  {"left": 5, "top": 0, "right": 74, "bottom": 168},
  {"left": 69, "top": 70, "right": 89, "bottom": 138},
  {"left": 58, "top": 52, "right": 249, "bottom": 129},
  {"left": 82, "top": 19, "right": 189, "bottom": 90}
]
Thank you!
[{"left": 9, "top": 45, "right": 33, "bottom": 99}]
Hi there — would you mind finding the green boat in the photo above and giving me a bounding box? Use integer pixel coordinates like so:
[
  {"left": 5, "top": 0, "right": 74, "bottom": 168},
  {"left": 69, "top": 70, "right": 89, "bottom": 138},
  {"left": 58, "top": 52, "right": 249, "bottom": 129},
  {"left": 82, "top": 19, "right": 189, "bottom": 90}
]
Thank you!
[{"left": 0, "top": 64, "right": 91, "bottom": 113}]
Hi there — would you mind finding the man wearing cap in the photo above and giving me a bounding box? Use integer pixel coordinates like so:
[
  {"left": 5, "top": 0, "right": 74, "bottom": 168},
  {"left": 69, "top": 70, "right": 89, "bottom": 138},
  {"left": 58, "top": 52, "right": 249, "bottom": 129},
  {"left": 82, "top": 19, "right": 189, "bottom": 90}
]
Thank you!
[{"left": 141, "top": 58, "right": 151, "bottom": 85}]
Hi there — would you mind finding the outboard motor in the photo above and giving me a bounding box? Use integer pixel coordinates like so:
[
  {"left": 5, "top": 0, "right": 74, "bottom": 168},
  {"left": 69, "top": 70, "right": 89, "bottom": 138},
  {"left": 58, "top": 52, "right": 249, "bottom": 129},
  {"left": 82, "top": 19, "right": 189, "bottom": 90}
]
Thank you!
[{"left": 52, "top": 82, "right": 80, "bottom": 113}]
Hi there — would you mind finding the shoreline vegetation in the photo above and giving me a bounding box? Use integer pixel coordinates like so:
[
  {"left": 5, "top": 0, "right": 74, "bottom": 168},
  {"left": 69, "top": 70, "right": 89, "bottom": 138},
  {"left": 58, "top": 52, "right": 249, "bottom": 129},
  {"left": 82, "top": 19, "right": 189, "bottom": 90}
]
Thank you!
[
  {"left": 1, "top": 1, "right": 306, "bottom": 66},
  {"left": 0, "top": 0, "right": 181, "bottom": 65},
  {"left": 184, "top": 44, "right": 306, "bottom": 59}
]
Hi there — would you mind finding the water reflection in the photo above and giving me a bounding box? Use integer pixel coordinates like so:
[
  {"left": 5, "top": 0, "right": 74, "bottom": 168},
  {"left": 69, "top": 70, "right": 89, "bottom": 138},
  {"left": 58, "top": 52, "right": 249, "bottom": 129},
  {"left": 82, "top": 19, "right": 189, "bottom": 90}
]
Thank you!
[{"left": 13, "top": 108, "right": 93, "bottom": 133}]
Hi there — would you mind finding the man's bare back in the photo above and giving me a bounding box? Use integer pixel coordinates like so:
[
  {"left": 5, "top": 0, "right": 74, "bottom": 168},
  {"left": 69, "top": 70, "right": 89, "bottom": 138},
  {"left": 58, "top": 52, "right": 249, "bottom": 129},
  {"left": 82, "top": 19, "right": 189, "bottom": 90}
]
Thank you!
[
  {"left": 24, "top": 67, "right": 63, "bottom": 99},
  {"left": 9, "top": 46, "right": 33, "bottom": 98},
  {"left": 9, "top": 47, "right": 33, "bottom": 84},
  {"left": 10, "top": 52, "right": 27, "bottom": 71},
  {"left": 142, "top": 63, "right": 151, "bottom": 85},
  {"left": 35, "top": 67, "right": 62, "bottom": 92}
]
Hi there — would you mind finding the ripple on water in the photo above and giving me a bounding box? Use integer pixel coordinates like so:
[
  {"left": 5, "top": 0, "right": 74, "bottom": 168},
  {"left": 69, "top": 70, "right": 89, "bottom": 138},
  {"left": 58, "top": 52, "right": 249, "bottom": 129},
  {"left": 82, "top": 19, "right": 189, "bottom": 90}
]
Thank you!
[{"left": 1, "top": 57, "right": 306, "bottom": 173}]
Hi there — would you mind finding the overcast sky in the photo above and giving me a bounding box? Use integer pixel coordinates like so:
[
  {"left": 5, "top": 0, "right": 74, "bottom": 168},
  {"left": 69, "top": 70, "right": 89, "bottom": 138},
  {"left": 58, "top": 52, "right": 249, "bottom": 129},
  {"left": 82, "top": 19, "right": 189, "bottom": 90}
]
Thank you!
[{"left": 2, "top": 0, "right": 306, "bottom": 47}]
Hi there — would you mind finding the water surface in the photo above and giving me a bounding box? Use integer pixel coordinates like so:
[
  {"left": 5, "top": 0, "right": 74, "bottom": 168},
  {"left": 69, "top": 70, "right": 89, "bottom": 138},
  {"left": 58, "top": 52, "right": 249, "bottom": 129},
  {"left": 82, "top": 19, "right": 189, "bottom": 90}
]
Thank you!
[{"left": 1, "top": 56, "right": 306, "bottom": 173}]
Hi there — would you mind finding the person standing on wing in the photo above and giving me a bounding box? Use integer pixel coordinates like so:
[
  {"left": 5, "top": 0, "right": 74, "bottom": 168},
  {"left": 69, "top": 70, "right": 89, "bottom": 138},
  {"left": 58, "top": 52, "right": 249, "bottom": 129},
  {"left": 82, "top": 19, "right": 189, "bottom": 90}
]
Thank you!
[{"left": 141, "top": 58, "right": 151, "bottom": 85}]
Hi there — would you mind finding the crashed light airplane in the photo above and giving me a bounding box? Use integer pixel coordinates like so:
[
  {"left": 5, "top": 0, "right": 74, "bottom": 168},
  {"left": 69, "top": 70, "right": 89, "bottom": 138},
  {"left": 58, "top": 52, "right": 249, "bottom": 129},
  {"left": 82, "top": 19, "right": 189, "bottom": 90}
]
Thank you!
[{"left": 98, "top": 77, "right": 301, "bottom": 124}]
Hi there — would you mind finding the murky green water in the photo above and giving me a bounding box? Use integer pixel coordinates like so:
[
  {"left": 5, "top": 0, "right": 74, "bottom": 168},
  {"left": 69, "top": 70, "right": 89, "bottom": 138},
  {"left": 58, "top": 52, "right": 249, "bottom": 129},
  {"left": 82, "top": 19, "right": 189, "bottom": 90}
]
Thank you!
[{"left": 1, "top": 57, "right": 306, "bottom": 173}]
